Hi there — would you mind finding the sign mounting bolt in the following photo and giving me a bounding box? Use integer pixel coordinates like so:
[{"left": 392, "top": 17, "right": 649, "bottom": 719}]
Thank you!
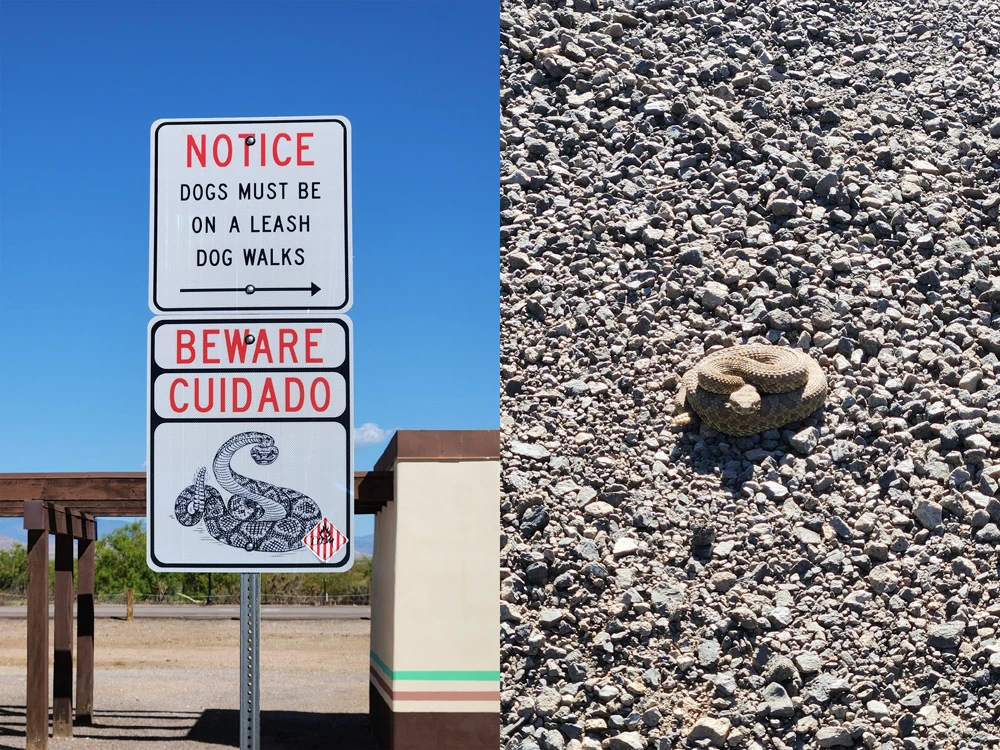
[
  {"left": 245, "top": 135, "right": 255, "bottom": 146},
  {"left": 244, "top": 333, "right": 255, "bottom": 345},
  {"left": 245, "top": 285, "right": 255, "bottom": 295}
]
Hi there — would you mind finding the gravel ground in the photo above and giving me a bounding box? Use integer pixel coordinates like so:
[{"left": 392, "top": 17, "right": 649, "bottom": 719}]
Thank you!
[
  {"left": 500, "top": 2, "right": 1000, "bottom": 750},
  {"left": 0, "top": 618, "right": 373, "bottom": 749}
]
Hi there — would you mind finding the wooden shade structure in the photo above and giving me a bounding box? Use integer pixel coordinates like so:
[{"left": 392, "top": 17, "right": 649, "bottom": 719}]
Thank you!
[{"left": 0, "top": 470, "right": 393, "bottom": 749}]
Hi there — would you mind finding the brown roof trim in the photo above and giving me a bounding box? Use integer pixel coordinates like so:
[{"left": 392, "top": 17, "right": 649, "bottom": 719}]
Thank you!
[{"left": 373, "top": 430, "right": 500, "bottom": 473}]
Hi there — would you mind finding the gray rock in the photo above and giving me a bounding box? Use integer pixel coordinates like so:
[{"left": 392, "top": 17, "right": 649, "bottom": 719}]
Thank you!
[
  {"left": 768, "top": 606, "right": 794, "bottom": 629},
  {"left": 788, "top": 427, "right": 819, "bottom": 453},
  {"left": 927, "top": 621, "right": 965, "bottom": 649},
  {"left": 535, "top": 688, "right": 561, "bottom": 717},
  {"left": 913, "top": 498, "right": 943, "bottom": 530},
  {"left": 702, "top": 281, "right": 729, "bottom": 310},
  {"left": 698, "top": 640, "right": 721, "bottom": 669},
  {"left": 762, "top": 682, "right": 795, "bottom": 717},
  {"left": 867, "top": 700, "right": 890, "bottom": 718},
  {"left": 711, "top": 572, "right": 738, "bottom": 592},
  {"left": 687, "top": 717, "right": 731, "bottom": 747},
  {"left": 794, "top": 652, "right": 822, "bottom": 674},
  {"left": 770, "top": 198, "right": 799, "bottom": 217},
  {"left": 816, "top": 726, "right": 853, "bottom": 747},
  {"left": 539, "top": 609, "right": 564, "bottom": 628},
  {"left": 976, "top": 523, "right": 1000, "bottom": 542},
  {"left": 511, "top": 441, "right": 550, "bottom": 460},
  {"left": 607, "top": 732, "right": 644, "bottom": 750},
  {"left": 763, "top": 655, "right": 798, "bottom": 683}
]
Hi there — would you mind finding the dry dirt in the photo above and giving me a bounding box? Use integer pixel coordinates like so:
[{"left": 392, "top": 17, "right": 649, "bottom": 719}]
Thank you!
[{"left": 0, "top": 616, "right": 375, "bottom": 749}]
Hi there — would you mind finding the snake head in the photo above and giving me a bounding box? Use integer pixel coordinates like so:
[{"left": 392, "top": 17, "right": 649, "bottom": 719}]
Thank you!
[
  {"left": 251, "top": 438, "right": 279, "bottom": 465},
  {"left": 727, "top": 384, "right": 762, "bottom": 415}
]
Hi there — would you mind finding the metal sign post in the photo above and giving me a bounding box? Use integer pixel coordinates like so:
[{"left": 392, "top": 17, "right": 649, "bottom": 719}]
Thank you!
[
  {"left": 148, "top": 115, "right": 354, "bottom": 750},
  {"left": 240, "top": 573, "right": 261, "bottom": 750}
]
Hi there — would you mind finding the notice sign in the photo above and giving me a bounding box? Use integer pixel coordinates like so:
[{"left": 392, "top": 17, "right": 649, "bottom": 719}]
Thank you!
[
  {"left": 150, "top": 117, "right": 351, "bottom": 314},
  {"left": 147, "top": 317, "right": 353, "bottom": 572}
]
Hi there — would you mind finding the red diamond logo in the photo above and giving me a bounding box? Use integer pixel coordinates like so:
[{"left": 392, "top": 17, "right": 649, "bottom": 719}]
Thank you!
[{"left": 303, "top": 518, "right": 348, "bottom": 562}]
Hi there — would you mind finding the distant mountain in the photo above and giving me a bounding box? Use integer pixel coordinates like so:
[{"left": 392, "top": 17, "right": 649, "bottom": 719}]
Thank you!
[{"left": 355, "top": 533, "right": 373, "bottom": 558}]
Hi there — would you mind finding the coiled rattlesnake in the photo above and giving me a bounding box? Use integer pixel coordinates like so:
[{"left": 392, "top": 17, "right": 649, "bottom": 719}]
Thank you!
[
  {"left": 673, "top": 345, "right": 827, "bottom": 436},
  {"left": 173, "top": 432, "right": 321, "bottom": 552}
]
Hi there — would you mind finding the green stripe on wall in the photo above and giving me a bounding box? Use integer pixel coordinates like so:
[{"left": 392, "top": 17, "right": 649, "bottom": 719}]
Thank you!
[{"left": 370, "top": 651, "right": 500, "bottom": 682}]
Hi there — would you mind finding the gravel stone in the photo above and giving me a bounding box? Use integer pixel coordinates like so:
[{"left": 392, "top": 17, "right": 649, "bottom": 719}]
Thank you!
[
  {"left": 687, "top": 718, "right": 731, "bottom": 747},
  {"left": 607, "top": 732, "right": 644, "bottom": 750},
  {"left": 816, "top": 726, "right": 854, "bottom": 747},
  {"left": 913, "top": 498, "right": 943, "bottom": 530},
  {"left": 762, "top": 682, "right": 795, "bottom": 717},
  {"left": 927, "top": 621, "right": 965, "bottom": 649}
]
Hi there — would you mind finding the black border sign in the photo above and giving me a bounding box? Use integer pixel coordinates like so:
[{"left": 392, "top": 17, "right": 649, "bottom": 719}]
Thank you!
[
  {"left": 149, "top": 117, "right": 352, "bottom": 314},
  {"left": 146, "top": 316, "right": 354, "bottom": 572}
]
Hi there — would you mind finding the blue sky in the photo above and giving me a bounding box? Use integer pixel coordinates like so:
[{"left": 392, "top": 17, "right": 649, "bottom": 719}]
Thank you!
[{"left": 0, "top": 0, "right": 498, "bottom": 544}]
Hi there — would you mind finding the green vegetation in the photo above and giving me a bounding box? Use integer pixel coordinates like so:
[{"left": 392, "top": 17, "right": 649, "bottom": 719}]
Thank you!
[
  {"left": 0, "top": 521, "right": 370, "bottom": 604},
  {"left": 0, "top": 542, "right": 28, "bottom": 595}
]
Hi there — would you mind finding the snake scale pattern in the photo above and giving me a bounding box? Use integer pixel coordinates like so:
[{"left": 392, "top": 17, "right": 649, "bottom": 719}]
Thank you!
[
  {"left": 674, "top": 344, "right": 827, "bottom": 436},
  {"left": 174, "top": 431, "right": 321, "bottom": 552}
]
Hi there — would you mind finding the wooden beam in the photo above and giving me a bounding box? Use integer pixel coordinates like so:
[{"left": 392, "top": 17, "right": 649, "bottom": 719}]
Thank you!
[
  {"left": 2, "top": 471, "right": 393, "bottom": 516},
  {"left": 52, "top": 535, "right": 74, "bottom": 737},
  {"left": 26, "top": 528, "right": 48, "bottom": 750},
  {"left": 22, "top": 501, "right": 96, "bottom": 541},
  {"left": 76, "top": 537, "right": 95, "bottom": 725}
]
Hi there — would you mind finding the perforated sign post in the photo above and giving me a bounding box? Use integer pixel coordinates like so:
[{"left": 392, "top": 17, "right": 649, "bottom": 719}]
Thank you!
[
  {"left": 148, "top": 116, "right": 354, "bottom": 750},
  {"left": 146, "top": 316, "right": 353, "bottom": 750},
  {"left": 150, "top": 116, "right": 351, "bottom": 313}
]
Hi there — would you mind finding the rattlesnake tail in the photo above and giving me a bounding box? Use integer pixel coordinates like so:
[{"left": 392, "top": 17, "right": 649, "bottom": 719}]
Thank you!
[{"left": 174, "top": 467, "right": 208, "bottom": 526}]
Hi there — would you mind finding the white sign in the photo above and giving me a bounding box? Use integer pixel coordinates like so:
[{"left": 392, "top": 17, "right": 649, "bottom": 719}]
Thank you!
[
  {"left": 149, "top": 117, "right": 352, "bottom": 314},
  {"left": 147, "top": 316, "right": 354, "bottom": 572}
]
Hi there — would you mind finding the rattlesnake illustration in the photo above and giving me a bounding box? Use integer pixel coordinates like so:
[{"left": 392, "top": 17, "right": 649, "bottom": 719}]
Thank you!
[
  {"left": 673, "top": 345, "right": 827, "bottom": 436},
  {"left": 174, "top": 432, "right": 321, "bottom": 552}
]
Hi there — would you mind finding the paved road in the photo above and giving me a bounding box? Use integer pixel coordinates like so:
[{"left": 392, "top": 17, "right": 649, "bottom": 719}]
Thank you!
[{"left": 0, "top": 604, "right": 370, "bottom": 620}]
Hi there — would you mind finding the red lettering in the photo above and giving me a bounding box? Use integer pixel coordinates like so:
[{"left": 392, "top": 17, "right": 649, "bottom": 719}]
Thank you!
[
  {"left": 273, "top": 133, "right": 292, "bottom": 166},
  {"left": 297, "top": 132, "right": 314, "bottom": 166},
  {"left": 239, "top": 133, "right": 254, "bottom": 166},
  {"left": 220, "top": 377, "right": 226, "bottom": 412},
  {"left": 260, "top": 132, "right": 267, "bottom": 166},
  {"left": 187, "top": 135, "right": 206, "bottom": 168},
  {"left": 305, "top": 328, "right": 323, "bottom": 363},
  {"left": 258, "top": 378, "right": 279, "bottom": 412},
  {"left": 177, "top": 330, "right": 196, "bottom": 364},
  {"left": 232, "top": 378, "right": 251, "bottom": 412},
  {"left": 310, "top": 378, "right": 331, "bottom": 411},
  {"left": 279, "top": 329, "right": 298, "bottom": 363},
  {"left": 194, "top": 378, "right": 214, "bottom": 413},
  {"left": 252, "top": 330, "right": 273, "bottom": 364},
  {"left": 225, "top": 329, "right": 250, "bottom": 364},
  {"left": 169, "top": 379, "right": 188, "bottom": 413},
  {"left": 213, "top": 134, "right": 233, "bottom": 167},
  {"left": 285, "top": 378, "right": 304, "bottom": 412},
  {"left": 202, "top": 329, "right": 220, "bottom": 364}
]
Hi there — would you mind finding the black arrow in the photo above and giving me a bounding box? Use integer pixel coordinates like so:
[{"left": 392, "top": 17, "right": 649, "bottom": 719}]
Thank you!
[{"left": 180, "top": 283, "right": 321, "bottom": 296}]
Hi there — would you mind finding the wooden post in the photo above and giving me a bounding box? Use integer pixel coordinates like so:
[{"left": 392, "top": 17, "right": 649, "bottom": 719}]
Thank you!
[
  {"left": 77, "top": 536, "right": 95, "bottom": 724},
  {"left": 53, "top": 534, "right": 74, "bottom": 737},
  {"left": 126, "top": 588, "right": 134, "bottom": 621},
  {"left": 26, "top": 527, "right": 49, "bottom": 750}
]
